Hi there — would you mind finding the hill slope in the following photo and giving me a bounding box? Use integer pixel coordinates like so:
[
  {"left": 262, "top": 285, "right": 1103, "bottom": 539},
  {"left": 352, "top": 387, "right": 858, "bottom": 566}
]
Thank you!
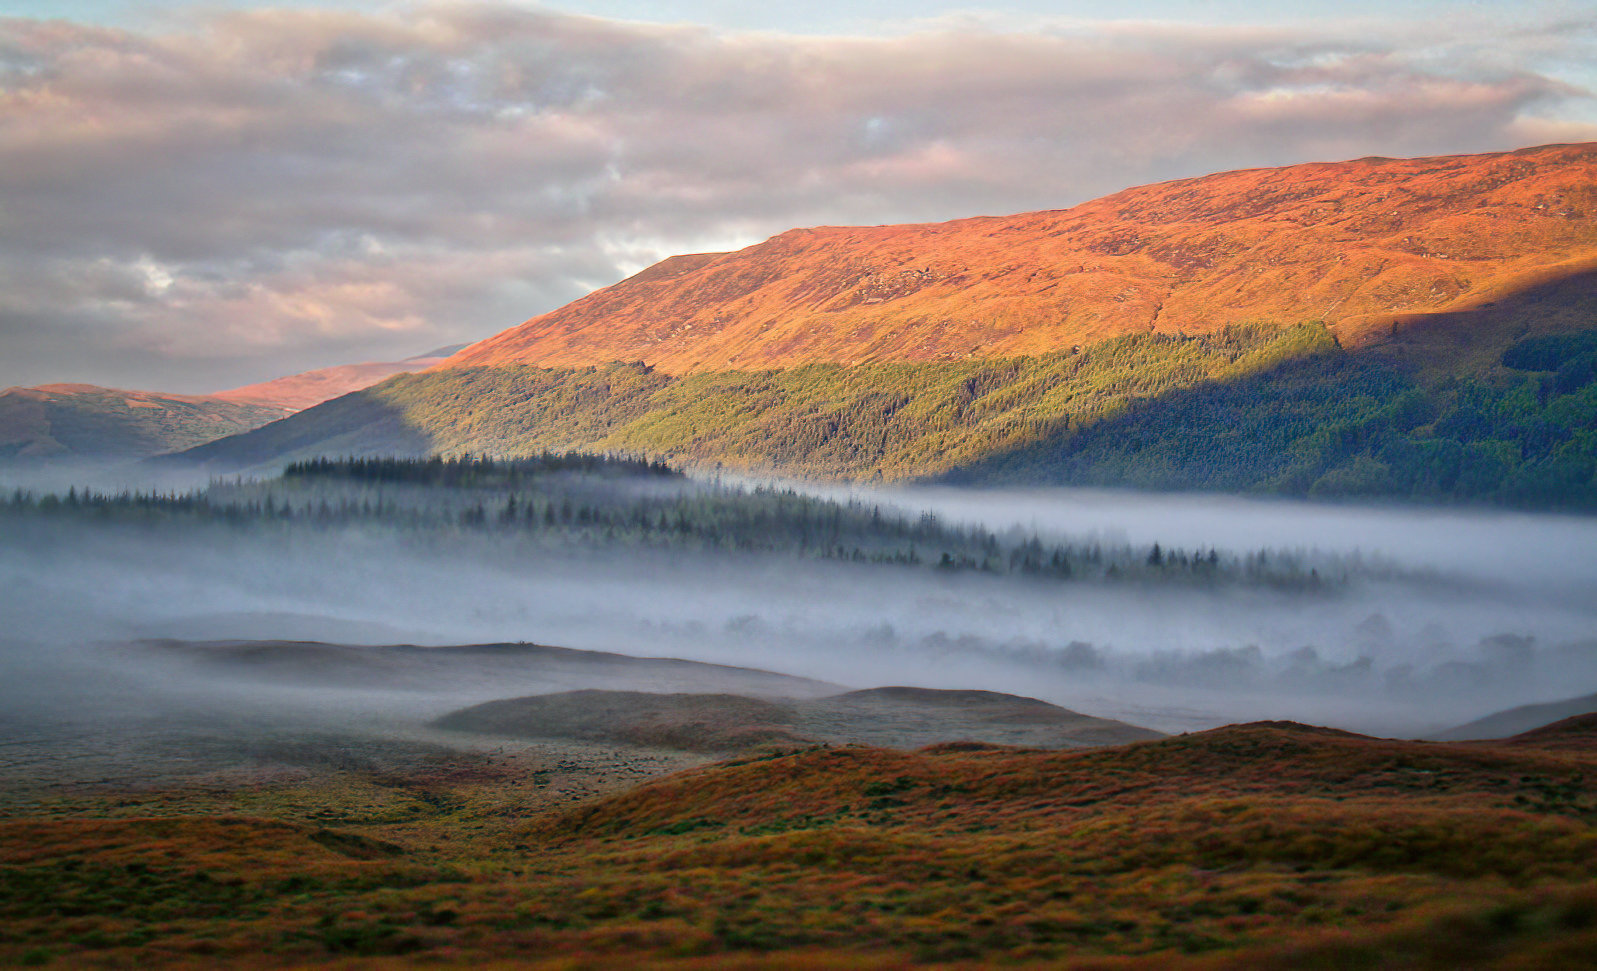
[
  {"left": 0, "top": 384, "right": 288, "bottom": 461},
  {"left": 177, "top": 317, "right": 1597, "bottom": 508},
  {"left": 177, "top": 143, "right": 1597, "bottom": 507},
  {"left": 208, "top": 344, "right": 465, "bottom": 411},
  {"left": 434, "top": 686, "right": 1161, "bottom": 752},
  {"left": 8, "top": 718, "right": 1597, "bottom": 967},
  {"left": 445, "top": 142, "right": 1597, "bottom": 373},
  {"left": 0, "top": 346, "right": 465, "bottom": 463},
  {"left": 1438, "top": 692, "right": 1597, "bottom": 741}
]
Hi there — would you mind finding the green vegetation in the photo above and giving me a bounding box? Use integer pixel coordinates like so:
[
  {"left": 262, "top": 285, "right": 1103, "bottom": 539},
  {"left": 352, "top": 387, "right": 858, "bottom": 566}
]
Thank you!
[
  {"left": 964, "top": 332, "right": 1597, "bottom": 508},
  {"left": 188, "top": 322, "right": 1597, "bottom": 509},
  {"left": 283, "top": 453, "right": 677, "bottom": 484}
]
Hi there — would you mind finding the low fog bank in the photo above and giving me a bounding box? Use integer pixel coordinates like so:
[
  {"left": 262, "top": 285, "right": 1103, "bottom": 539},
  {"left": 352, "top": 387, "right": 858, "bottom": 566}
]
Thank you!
[
  {"left": 0, "top": 458, "right": 226, "bottom": 498},
  {"left": 3, "top": 486, "right": 1595, "bottom": 740},
  {"left": 797, "top": 480, "right": 1597, "bottom": 596}
]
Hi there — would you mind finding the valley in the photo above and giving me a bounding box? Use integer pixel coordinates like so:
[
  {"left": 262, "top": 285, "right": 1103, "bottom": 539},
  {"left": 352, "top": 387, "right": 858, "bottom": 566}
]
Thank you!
[{"left": 3, "top": 135, "right": 1596, "bottom": 970}]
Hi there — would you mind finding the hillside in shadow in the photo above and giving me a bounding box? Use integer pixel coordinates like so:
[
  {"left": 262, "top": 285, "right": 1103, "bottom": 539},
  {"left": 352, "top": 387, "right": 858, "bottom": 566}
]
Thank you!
[
  {"left": 173, "top": 383, "right": 445, "bottom": 468},
  {"left": 945, "top": 265, "right": 1597, "bottom": 508},
  {"left": 168, "top": 262, "right": 1597, "bottom": 509}
]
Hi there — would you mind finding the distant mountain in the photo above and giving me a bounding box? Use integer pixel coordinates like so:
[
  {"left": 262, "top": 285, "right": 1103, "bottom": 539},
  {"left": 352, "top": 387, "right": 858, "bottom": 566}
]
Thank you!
[
  {"left": 179, "top": 144, "right": 1597, "bottom": 508},
  {"left": 445, "top": 142, "right": 1597, "bottom": 373},
  {"left": 1436, "top": 692, "right": 1597, "bottom": 741},
  {"left": 0, "top": 345, "right": 466, "bottom": 463},
  {"left": 0, "top": 385, "right": 287, "bottom": 462},
  {"left": 208, "top": 345, "right": 466, "bottom": 411}
]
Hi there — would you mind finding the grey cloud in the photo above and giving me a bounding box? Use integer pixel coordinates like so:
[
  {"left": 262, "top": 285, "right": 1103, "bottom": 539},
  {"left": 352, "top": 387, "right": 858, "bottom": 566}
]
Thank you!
[{"left": 0, "top": 4, "right": 1593, "bottom": 391}]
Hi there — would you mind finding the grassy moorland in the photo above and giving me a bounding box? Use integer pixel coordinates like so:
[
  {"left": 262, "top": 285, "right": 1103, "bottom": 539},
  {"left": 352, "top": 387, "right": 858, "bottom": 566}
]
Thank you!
[{"left": 1, "top": 719, "right": 1595, "bottom": 968}]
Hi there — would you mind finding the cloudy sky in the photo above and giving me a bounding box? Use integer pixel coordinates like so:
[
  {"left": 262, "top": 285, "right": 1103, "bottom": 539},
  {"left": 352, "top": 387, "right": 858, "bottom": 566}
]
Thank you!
[{"left": 2, "top": 1, "right": 1594, "bottom": 392}]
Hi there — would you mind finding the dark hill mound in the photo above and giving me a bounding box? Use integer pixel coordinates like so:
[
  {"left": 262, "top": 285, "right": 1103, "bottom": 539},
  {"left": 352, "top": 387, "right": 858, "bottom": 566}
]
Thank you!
[
  {"left": 433, "top": 691, "right": 808, "bottom": 753},
  {"left": 805, "top": 686, "right": 1162, "bottom": 748},
  {"left": 434, "top": 685, "right": 1163, "bottom": 754},
  {"left": 1506, "top": 712, "right": 1597, "bottom": 750},
  {"left": 837, "top": 686, "right": 1058, "bottom": 707},
  {"left": 145, "top": 639, "right": 842, "bottom": 700}
]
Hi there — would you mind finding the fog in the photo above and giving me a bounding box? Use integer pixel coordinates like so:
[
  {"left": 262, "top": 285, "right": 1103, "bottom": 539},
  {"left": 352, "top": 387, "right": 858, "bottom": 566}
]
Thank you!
[
  {"left": 833, "top": 483, "right": 1597, "bottom": 595},
  {"left": 2, "top": 477, "right": 1596, "bottom": 754}
]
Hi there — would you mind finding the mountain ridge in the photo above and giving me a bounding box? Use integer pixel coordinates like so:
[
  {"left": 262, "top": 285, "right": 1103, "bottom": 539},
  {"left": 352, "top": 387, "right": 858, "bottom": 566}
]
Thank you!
[
  {"left": 207, "top": 344, "right": 465, "bottom": 411},
  {"left": 441, "top": 142, "right": 1597, "bottom": 374}
]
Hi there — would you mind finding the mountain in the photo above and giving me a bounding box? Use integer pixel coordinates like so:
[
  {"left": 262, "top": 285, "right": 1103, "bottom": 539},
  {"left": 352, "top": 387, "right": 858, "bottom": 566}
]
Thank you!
[
  {"left": 1436, "top": 691, "right": 1597, "bottom": 741},
  {"left": 0, "top": 384, "right": 288, "bottom": 462},
  {"left": 207, "top": 344, "right": 465, "bottom": 411},
  {"left": 444, "top": 142, "right": 1597, "bottom": 373},
  {"left": 0, "top": 346, "right": 464, "bottom": 463},
  {"left": 179, "top": 144, "right": 1597, "bottom": 508}
]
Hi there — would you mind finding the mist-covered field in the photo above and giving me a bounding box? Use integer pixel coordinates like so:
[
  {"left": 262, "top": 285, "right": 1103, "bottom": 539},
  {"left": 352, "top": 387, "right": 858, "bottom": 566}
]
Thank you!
[{"left": 3, "top": 458, "right": 1593, "bottom": 741}]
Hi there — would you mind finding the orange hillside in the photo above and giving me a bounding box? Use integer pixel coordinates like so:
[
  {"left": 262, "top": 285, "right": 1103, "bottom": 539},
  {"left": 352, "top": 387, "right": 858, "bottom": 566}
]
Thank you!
[{"left": 443, "top": 142, "right": 1597, "bottom": 373}]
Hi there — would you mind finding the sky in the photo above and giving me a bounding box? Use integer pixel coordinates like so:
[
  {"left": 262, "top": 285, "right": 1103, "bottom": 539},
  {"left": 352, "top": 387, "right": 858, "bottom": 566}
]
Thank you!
[{"left": 1, "top": 0, "right": 1594, "bottom": 392}]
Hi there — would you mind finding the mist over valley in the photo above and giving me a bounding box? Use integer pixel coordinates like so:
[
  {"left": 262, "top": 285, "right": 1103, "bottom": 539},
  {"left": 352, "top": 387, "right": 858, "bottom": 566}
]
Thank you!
[
  {"left": 4, "top": 459, "right": 1592, "bottom": 747},
  {"left": 4, "top": 7, "right": 1597, "bottom": 959}
]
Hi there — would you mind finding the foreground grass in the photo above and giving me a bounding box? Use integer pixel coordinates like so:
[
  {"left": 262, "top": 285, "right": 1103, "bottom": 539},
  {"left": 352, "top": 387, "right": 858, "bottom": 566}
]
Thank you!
[{"left": 2, "top": 721, "right": 1595, "bottom": 968}]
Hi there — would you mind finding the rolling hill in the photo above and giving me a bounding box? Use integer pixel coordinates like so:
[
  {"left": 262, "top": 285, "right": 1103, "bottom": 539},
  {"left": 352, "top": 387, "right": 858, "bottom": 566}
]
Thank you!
[
  {"left": 7, "top": 714, "right": 1597, "bottom": 967},
  {"left": 178, "top": 143, "right": 1597, "bottom": 507},
  {"left": 0, "top": 384, "right": 288, "bottom": 462},
  {"left": 433, "top": 686, "right": 1162, "bottom": 752}
]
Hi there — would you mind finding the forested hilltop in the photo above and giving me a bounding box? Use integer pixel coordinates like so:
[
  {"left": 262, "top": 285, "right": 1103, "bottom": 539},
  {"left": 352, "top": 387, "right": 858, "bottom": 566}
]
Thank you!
[{"left": 179, "top": 320, "right": 1597, "bottom": 510}]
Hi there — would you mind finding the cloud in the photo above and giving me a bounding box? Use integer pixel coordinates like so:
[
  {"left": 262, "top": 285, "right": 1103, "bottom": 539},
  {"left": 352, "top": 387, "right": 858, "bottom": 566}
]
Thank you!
[{"left": 0, "top": 3, "right": 1593, "bottom": 390}]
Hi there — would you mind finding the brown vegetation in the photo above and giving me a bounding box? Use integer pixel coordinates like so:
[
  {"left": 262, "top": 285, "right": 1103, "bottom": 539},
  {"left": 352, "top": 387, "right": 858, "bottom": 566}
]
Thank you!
[
  {"left": 4, "top": 719, "right": 1595, "bottom": 968},
  {"left": 435, "top": 690, "right": 811, "bottom": 753},
  {"left": 443, "top": 143, "right": 1597, "bottom": 374},
  {"left": 434, "top": 686, "right": 1162, "bottom": 753}
]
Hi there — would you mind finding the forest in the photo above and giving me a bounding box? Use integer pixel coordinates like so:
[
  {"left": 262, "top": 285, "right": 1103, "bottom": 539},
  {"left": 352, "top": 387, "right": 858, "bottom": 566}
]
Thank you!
[
  {"left": 183, "top": 323, "right": 1597, "bottom": 510},
  {"left": 962, "top": 327, "right": 1597, "bottom": 506},
  {"left": 3, "top": 454, "right": 1347, "bottom": 590}
]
